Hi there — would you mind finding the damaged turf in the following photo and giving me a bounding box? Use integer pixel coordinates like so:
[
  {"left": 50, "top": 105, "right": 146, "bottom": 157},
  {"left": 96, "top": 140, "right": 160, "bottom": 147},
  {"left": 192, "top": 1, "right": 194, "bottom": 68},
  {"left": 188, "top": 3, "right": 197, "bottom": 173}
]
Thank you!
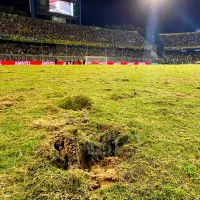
[{"left": 36, "top": 120, "right": 137, "bottom": 192}]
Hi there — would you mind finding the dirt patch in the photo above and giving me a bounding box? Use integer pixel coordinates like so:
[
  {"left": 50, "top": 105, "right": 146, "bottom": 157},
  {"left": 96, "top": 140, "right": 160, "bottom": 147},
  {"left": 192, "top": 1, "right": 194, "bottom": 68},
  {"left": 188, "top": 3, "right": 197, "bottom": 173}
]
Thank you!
[
  {"left": 15, "top": 88, "right": 35, "bottom": 92},
  {"left": 39, "top": 70, "right": 46, "bottom": 73},
  {"left": 114, "top": 78, "right": 130, "bottom": 82},
  {"left": 0, "top": 71, "right": 14, "bottom": 74},
  {"left": 104, "top": 88, "right": 112, "bottom": 91},
  {"left": 121, "top": 78, "right": 130, "bottom": 82},
  {"left": 111, "top": 92, "right": 138, "bottom": 101},
  {"left": 0, "top": 100, "right": 15, "bottom": 110},
  {"left": 89, "top": 158, "right": 120, "bottom": 190},
  {"left": 31, "top": 112, "right": 89, "bottom": 132},
  {"left": 32, "top": 119, "right": 67, "bottom": 131},
  {"left": 4, "top": 78, "right": 24, "bottom": 82}
]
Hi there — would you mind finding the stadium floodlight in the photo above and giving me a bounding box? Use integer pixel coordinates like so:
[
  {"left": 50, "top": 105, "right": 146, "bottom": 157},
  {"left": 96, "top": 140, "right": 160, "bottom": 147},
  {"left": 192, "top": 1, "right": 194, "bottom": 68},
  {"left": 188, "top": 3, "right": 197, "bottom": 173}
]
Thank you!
[
  {"left": 149, "top": 0, "right": 166, "bottom": 3},
  {"left": 140, "top": 0, "right": 169, "bottom": 7}
]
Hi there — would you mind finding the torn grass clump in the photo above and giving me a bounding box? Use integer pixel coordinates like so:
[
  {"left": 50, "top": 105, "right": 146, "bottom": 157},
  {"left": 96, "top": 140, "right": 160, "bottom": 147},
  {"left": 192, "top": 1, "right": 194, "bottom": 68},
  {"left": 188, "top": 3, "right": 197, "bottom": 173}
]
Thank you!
[
  {"left": 58, "top": 95, "right": 92, "bottom": 111},
  {"left": 98, "top": 126, "right": 135, "bottom": 158}
]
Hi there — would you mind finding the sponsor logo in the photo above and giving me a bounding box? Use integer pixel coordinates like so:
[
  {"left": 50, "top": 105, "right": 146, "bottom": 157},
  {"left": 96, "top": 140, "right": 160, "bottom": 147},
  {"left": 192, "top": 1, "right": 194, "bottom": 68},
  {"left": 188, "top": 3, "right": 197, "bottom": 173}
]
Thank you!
[
  {"left": 15, "top": 61, "right": 31, "bottom": 65},
  {"left": 42, "top": 62, "right": 55, "bottom": 65}
]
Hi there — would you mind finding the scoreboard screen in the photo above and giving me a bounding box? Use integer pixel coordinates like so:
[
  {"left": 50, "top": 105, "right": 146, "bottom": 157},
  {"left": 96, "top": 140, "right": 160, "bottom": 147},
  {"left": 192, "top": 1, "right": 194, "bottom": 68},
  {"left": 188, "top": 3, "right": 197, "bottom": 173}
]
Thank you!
[
  {"left": 35, "top": 0, "right": 77, "bottom": 18},
  {"left": 49, "top": 0, "right": 74, "bottom": 17}
]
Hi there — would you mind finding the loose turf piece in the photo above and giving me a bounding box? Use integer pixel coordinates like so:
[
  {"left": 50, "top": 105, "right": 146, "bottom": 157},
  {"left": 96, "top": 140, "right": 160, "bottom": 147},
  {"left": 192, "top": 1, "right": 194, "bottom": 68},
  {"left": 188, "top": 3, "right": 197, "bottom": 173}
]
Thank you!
[{"left": 58, "top": 95, "right": 92, "bottom": 111}]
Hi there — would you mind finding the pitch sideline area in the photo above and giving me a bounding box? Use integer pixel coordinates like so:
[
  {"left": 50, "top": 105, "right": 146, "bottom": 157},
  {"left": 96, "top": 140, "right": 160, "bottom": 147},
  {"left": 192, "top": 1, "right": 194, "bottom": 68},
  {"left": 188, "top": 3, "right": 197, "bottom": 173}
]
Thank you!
[{"left": 0, "top": 65, "right": 200, "bottom": 199}]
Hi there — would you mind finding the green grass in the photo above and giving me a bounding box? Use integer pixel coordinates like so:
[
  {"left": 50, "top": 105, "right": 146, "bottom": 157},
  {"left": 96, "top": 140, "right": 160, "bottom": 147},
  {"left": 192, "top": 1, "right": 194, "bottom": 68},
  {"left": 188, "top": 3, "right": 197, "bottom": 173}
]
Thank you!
[{"left": 0, "top": 65, "right": 200, "bottom": 199}]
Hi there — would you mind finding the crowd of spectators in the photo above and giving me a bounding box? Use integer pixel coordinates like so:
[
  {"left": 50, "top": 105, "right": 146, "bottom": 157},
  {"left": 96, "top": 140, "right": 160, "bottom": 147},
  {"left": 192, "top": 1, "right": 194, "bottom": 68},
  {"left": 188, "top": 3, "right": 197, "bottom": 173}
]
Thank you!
[
  {"left": 160, "top": 32, "right": 200, "bottom": 47},
  {"left": 0, "top": 13, "right": 147, "bottom": 47},
  {"left": 159, "top": 32, "right": 200, "bottom": 63},
  {"left": 164, "top": 52, "right": 200, "bottom": 64},
  {"left": 0, "top": 41, "right": 151, "bottom": 62}
]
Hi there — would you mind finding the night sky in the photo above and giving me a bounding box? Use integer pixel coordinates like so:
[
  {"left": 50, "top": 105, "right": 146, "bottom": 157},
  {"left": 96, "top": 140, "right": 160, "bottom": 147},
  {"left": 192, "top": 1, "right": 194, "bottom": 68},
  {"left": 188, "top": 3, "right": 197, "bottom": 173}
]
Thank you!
[{"left": 1, "top": 0, "right": 200, "bottom": 33}]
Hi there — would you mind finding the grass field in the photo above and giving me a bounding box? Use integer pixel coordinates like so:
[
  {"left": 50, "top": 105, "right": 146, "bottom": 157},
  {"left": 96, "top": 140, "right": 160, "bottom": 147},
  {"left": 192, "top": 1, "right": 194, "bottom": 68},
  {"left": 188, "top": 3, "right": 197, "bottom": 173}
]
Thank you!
[{"left": 0, "top": 65, "right": 200, "bottom": 199}]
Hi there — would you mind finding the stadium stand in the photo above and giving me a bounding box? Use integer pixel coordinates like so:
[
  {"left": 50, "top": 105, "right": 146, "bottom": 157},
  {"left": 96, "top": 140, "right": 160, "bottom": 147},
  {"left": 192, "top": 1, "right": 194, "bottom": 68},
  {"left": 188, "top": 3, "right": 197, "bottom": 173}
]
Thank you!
[
  {"left": 2, "top": 12, "right": 200, "bottom": 64},
  {"left": 160, "top": 32, "right": 200, "bottom": 48},
  {"left": 160, "top": 32, "right": 200, "bottom": 63},
  {"left": 164, "top": 52, "right": 199, "bottom": 64},
  {"left": 0, "top": 13, "right": 155, "bottom": 63},
  {"left": 0, "top": 13, "right": 146, "bottom": 47}
]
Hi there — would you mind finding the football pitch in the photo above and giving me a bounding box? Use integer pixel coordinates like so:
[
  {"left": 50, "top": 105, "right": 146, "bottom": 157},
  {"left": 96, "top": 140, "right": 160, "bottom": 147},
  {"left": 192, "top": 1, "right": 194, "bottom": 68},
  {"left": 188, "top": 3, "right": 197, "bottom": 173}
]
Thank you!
[{"left": 0, "top": 65, "right": 200, "bottom": 199}]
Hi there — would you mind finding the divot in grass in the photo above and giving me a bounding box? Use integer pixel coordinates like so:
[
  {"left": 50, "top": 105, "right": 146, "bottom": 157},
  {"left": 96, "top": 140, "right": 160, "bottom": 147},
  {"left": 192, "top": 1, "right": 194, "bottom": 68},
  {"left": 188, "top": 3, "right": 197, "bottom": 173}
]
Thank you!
[{"left": 38, "top": 125, "right": 136, "bottom": 191}]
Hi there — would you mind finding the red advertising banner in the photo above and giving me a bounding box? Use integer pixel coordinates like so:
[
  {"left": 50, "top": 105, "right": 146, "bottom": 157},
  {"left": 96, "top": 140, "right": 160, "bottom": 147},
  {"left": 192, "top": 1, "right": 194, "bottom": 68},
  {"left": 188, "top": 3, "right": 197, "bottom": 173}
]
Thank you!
[
  {"left": 0, "top": 61, "right": 150, "bottom": 66},
  {"left": 1, "top": 61, "right": 57, "bottom": 66}
]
